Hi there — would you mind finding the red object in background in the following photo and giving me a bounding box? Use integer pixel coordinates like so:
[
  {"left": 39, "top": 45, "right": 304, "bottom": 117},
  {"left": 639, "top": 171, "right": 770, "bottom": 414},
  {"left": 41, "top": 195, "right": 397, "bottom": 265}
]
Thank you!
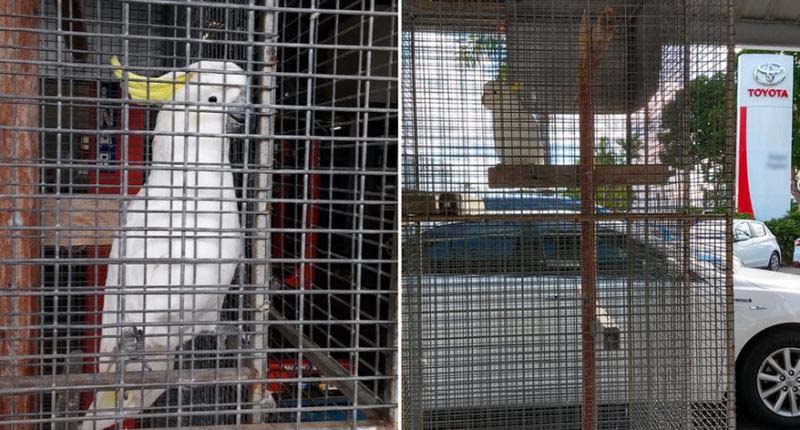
[
  {"left": 737, "top": 106, "right": 754, "bottom": 217},
  {"left": 267, "top": 357, "right": 350, "bottom": 393},
  {"left": 284, "top": 141, "right": 320, "bottom": 290},
  {"left": 87, "top": 84, "right": 145, "bottom": 195},
  {"left": 271, "top": 141, "right": 292, "bottom": 260}
]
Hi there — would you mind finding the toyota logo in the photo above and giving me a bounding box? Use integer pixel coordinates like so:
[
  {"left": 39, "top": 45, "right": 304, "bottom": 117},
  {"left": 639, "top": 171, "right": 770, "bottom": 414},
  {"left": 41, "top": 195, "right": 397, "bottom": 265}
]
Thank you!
[{"left": 754, "top": 63, "right": 787, "bottom": 86}]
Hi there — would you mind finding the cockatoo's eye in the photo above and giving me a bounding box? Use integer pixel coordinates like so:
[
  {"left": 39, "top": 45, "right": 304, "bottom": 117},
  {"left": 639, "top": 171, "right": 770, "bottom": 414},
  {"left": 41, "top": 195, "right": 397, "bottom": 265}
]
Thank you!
[{"left": 208, "top": 96, "right": 218, "bottom": 103}]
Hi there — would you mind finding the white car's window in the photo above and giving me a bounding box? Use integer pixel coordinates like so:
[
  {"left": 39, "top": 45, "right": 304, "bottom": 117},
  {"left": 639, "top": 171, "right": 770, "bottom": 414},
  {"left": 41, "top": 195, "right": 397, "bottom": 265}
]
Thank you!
[
  {"left": 734, "top": 222, "right": 752, "bottom": 241},
  {"left": 750, "top": 222, "right": 767, "bottom": 237}
]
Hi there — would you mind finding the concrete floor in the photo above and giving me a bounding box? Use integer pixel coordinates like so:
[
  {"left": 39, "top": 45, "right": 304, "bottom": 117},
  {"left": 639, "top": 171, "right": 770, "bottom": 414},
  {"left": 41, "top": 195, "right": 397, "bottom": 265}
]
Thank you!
[
  {"left": 779, "top": 265, "right": 800, "bottom": 275},
  {"left": 737, "top": 414, "right": 764, "bottom": 429}
]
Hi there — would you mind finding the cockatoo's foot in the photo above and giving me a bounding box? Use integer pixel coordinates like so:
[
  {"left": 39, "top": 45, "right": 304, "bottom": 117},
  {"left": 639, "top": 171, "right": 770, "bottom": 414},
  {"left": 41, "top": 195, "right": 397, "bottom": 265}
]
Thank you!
[
  {"left": 119, "top": 327, "right": 151, "bottom": 371},
  {"left": 214, "top": 324, "right": 244, "bottom": 350},
  {"left": 251, "top": 388, "right": 277, "bottom": 423},
  {"left": 120, "top": 327, "right": 145, "bottom": 352}
]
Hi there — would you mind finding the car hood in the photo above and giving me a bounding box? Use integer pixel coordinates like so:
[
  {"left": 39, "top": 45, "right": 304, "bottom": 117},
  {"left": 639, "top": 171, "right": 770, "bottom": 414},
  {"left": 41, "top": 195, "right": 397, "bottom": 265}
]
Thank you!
[{"left": 735, "top": 267, "right": 800, "bottom": 292}]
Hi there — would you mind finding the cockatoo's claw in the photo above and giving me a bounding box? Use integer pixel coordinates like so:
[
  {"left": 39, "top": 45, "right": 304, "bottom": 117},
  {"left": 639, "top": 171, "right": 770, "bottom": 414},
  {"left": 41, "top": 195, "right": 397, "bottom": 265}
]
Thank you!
[
  {"left": 260, "top": 392, "right": 277, "bottom": 410},
  {"left": 120, "top": 327, "right": 146, "bottom": 353},
  {"left": 251, "top": 390, "right": 277, "bottom": 423},
  {"left": 214, "top": 324, "right": 241, "bottom": 336},
  {"left": 118, "top": 327, "right": 153, "bottom": 371}
]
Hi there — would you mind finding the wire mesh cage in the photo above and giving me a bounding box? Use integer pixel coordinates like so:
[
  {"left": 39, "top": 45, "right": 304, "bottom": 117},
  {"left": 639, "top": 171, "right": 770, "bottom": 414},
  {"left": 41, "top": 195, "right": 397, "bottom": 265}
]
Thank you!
[
  {"left": 402, "top": 1, "right": 734, "bottom": 429},
  {"left": 0, "top": 0, "right": 398, "bottom": 429}
]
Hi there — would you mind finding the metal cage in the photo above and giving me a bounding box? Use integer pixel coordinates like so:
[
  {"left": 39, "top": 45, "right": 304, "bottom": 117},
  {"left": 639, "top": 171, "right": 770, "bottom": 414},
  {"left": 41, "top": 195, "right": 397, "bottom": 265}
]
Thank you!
[
  {"left": 0, "top": 0, "right": 398, "bottom": 429},
  {"left": 402, "top": 1, "right": 734, "bottom": 429}
]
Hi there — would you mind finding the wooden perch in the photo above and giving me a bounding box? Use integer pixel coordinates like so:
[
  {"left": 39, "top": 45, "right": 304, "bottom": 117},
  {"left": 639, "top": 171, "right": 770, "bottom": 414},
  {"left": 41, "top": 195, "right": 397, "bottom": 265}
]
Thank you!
[
  {"left": 488, "top": 164, "right": 671, "bottom": 189},
  {"left": 42, "top": 197, "right": 122, "bottom": 247},
  {"left": 0, "top": 367, "right": 257, "bottom": 392},
  {"left": 130, "top": 421, "right": 393, "bottom": 430},
  {"left": 402, "top": 190, "right": 439, "bottom": 218}
]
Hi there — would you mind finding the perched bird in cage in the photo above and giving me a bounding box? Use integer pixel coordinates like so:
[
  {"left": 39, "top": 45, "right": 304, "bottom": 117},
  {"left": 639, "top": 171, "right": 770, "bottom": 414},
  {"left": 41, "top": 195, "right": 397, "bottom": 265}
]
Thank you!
[
  {"left": 81, "top": 57, "right": 250, "bottom": 430},
  {"left": 481, "top": 80, "right": 549, "bottom": 166}
]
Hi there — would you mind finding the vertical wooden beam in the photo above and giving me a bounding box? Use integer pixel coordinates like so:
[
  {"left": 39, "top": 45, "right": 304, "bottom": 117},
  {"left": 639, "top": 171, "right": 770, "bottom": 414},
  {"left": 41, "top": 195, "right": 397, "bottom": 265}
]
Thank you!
[
  {"left": 578, "top": 8, "right": 615, "bottom": 430},
  {"left": 0, "top": 0, "right": 40, "bottom": 426}
]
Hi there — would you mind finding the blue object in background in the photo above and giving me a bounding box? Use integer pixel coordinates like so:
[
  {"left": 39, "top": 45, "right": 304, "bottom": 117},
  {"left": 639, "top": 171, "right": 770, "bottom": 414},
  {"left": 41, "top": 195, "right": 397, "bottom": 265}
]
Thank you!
[{"left": 276, "top": 397, "right": 369, "bottom": 422}]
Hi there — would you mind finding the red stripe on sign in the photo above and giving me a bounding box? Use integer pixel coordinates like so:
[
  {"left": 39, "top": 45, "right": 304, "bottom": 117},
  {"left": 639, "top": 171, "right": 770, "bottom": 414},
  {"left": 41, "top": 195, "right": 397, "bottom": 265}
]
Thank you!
[{"left": 737, "top": 106, "right": 754, "bottom": 216}]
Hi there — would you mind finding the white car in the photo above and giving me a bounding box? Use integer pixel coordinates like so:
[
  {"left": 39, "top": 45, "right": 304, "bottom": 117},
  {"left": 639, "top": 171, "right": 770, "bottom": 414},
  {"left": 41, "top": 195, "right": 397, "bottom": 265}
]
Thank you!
[
  {"left": 733, "top": 219, "right": 782, "bottom": 271},
  {"left": 735, "top": 262, "right": 800, "bottom": 427},
  {"left": 692, "top": 219, "right": 781, "bottom": 271},
  {"left": 408, "top": 221, "right": 800, "bottom": 428}
]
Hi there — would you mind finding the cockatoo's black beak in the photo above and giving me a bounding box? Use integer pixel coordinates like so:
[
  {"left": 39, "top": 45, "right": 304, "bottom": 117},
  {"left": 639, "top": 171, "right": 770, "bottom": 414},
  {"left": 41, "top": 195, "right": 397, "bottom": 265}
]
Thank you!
[{"left": 225, "top": 97, "right": 247, "bottom": 133}]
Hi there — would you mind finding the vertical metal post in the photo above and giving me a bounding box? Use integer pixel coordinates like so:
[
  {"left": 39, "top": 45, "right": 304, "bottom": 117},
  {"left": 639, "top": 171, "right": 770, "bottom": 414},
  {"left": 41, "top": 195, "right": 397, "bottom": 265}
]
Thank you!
[
  {"left": 251, "top": 0, "right": 278, "bottom": 422},
  {"left": 578, "top": 10, "right": 597, "bottom": 430},
  {"left": 680, "top": 1, "right": 694, "bottom": 426},
  {"left": 724, "top": 0, "right": 737, "bottom": 426}
]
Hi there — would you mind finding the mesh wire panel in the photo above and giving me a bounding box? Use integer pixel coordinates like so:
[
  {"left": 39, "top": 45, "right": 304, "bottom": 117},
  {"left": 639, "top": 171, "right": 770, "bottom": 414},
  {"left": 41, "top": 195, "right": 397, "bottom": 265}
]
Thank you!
[
  {"left": 0, "top": 0, "right": 397, "bottom": 429},
  {"left": 402, "top": 1, "right": 734, "bottom": 429}
]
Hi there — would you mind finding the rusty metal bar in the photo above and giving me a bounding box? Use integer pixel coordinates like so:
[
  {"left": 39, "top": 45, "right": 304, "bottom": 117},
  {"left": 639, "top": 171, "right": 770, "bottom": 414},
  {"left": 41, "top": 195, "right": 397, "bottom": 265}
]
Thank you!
[
  {"left": 578, "top": 7, "right": 616, "bottom": 430},
  {"left": 138, "top": 421, "right": 394, "bottom": 430},
  {"left": 0, "top": 367, "right": 257, "bottom": 392}
]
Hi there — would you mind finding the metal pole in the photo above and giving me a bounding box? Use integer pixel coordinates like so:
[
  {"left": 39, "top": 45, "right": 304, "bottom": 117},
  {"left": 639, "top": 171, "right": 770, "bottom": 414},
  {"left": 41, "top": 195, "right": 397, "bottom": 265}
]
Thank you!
[
  {"left": 578, "top": 37, "right": 598, "bottom": 430},
  {"left": 251, "top": 0, "right": 278, "bottom": 422}
]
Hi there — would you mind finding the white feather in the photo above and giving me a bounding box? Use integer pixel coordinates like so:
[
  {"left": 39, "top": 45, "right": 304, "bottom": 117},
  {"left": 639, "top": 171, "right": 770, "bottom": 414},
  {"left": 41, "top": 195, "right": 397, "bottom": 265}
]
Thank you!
[{"left": 82, "top": 61, "right": 246, "bottom": 430}]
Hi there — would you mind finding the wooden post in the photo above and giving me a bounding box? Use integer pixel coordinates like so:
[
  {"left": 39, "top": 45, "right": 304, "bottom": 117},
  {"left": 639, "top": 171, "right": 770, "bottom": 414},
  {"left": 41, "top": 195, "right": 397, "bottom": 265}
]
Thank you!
[
  {"left": 0, "top": 0, "right": 40, "bottom": 427},
  {"left": 578, "top": 8, "right": 615, "bottom": 430}
]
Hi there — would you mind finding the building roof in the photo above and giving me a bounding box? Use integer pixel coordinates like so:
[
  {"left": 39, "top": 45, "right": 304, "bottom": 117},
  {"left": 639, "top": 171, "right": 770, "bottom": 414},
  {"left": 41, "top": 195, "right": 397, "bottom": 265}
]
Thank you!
[{"left": 736, "top": 0, "right": 800, "bottom": 50}]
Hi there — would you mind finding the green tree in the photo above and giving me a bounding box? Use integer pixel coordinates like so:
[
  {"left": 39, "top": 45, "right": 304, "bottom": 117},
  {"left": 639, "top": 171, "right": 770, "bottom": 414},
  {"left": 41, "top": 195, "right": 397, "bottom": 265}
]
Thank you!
[
  {"left": 659, "top": 72, "right": 729, "bottom": 175},
  {"left": 458, "top": 34, "right": 508, "bottom": 81}
]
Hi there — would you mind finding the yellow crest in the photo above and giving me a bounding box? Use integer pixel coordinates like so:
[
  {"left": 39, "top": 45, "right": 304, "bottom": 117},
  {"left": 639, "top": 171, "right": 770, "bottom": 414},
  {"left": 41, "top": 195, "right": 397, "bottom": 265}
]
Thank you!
[
  {"left": 96, "top": 390, "right": 117, "bottom": 409},
  {"left": 110, "top": 56, "right": 194, "bottom": 101}
]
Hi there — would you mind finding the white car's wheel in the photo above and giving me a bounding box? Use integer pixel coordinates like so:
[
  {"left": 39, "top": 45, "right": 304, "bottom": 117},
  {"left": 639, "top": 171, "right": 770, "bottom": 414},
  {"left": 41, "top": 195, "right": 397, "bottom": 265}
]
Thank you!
[
  {"left": 739, "top": 329, "right": 800, "bottom": 428},
  {"left": 768, "top": 252, "right": 781, "bottom": 272}
]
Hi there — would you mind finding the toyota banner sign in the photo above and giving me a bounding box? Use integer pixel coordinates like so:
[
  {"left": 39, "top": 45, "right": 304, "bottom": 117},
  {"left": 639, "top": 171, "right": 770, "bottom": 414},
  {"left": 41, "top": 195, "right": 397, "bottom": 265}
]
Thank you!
[{"left": 737, "top": 54, "right": 794, "bottom": 221}]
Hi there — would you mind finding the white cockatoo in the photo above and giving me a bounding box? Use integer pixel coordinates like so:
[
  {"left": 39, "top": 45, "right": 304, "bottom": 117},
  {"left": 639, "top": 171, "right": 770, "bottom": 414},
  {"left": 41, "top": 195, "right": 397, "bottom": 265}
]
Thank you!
[
  {"left": 81, "top": 57, "right": 248, "bottom": 430},
  {"left": 481, "top": 80, "right": 548, "bottom": 166}
]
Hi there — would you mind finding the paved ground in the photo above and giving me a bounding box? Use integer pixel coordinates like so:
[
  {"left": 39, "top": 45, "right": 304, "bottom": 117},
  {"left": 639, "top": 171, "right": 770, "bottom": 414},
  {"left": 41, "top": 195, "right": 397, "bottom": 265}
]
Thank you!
[
  {"left": 779, "top": 265, "right": 800, "bottom": 275},
  {"left": 737, "top": 414, "right": 764, "bottom": 429}
]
